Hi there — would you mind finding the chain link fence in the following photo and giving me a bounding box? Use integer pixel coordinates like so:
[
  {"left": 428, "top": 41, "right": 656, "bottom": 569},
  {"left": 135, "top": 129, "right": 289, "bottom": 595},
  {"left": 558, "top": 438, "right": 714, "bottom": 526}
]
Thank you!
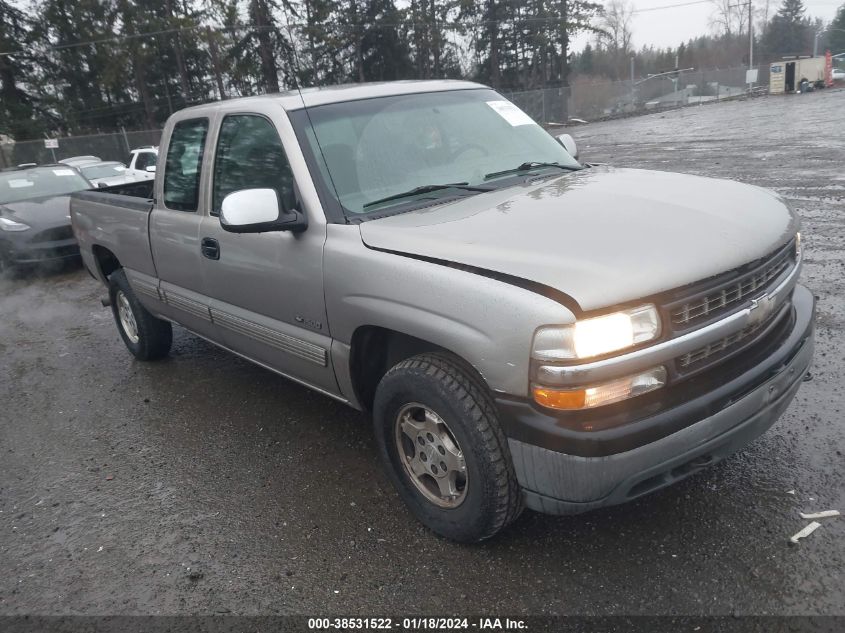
[
  {"left": 1, "top": 65, "right": 769, "bottom": 168},
  {"left": 506, "top": 65, "right": 770, "bottom": 124},
  {"left": 0, "top": 129, "right": 162, "bottom": 169}
]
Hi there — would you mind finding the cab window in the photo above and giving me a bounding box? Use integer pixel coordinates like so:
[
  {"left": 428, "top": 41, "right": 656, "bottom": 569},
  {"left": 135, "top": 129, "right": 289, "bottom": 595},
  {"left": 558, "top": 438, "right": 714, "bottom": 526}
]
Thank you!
[
  {"left": 211, "top": 114, "right": 295, "bottom": 216},
  {"left": 163, "top": 119, "right": 208, "bottom": 211}
]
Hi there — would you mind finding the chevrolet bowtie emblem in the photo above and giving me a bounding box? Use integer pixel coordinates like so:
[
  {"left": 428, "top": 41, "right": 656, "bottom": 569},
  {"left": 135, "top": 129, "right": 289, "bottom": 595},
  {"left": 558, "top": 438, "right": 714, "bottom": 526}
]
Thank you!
[{"left": 748, "top": 293, "right": 776, "bottom": 326}]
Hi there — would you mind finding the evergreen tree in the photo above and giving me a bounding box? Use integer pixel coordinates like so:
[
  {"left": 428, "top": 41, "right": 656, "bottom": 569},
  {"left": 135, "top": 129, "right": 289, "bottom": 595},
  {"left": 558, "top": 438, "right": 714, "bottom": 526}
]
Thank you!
[
  {"left": 360, "top": 0, "right": 413, "bottom": 81},
  {"left": 0, "top": 1, "right": 45, "bottom": 143},
  {"left": 761, "top": 0, "right": 812, "bottom": 57},
  {"left": 828, "top": 3, "right": 845, "bottom": 54},
  {"left": 4, "top": 0, "right": 834, "bottom": 141},
  {"left": 229, "top": 0, "right": 298, "bottom": 93},
  {"left": 35, "top": 0, "right": 124, "bottom": 132}
]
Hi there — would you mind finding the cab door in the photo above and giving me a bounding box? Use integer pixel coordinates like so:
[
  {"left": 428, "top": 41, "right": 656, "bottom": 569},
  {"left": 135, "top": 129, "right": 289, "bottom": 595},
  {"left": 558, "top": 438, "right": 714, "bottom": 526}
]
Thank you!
[
  {"left": 198, "top": 110, "right": 337, "bottom": 394},
  {"left": 149, "top": 116, "right": 220, "bottom": 340}
]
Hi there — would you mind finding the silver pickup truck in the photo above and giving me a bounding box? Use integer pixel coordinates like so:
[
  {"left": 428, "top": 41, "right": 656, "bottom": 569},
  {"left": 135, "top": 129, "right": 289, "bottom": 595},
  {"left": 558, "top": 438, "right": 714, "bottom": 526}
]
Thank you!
[{"left": 71, "top": 80, "right": 814, "bottom": 542}]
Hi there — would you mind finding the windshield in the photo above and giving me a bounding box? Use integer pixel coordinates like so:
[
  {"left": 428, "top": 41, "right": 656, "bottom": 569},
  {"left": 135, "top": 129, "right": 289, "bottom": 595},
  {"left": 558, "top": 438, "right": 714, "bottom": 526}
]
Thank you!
[
  {"left": 0, "top": 167, "right": 91, "bottom": 204},
  {"left": 295, "top": 88, "right": 581, "bottom": 216},
  {"left": 81, "top": 163, "right": 127, "bottom": 179}
]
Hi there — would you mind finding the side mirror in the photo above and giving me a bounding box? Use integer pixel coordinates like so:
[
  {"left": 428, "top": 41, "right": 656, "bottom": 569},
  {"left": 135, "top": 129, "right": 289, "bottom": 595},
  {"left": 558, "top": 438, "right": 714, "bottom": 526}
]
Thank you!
[
  {"left": 145, "top": 166, "right": 156, "bottom": 173},
  {"left": 220, "top": 188, "right": 307, "bottom": 234},
  {"left": 97, "top": 182, "right": 108, "bottom": 188},
  {"left": 556, "top": 133, "right": 579, "bottom": 161}
]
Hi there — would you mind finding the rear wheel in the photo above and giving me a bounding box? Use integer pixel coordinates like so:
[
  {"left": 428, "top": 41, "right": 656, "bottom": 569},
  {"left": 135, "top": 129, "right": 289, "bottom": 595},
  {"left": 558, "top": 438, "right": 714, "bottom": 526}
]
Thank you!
[
  {"left": 373, "top": 353, "right": 522, "bottom": 542},
  {"left": 108, "top": 269, "right": 172, "bottom": 360}
]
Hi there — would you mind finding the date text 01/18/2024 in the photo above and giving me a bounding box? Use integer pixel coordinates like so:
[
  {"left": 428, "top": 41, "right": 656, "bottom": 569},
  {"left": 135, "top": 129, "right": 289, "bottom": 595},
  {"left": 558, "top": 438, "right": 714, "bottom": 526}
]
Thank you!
[{"left": 307, "top": 618, "right": 528, "bottom": 630}]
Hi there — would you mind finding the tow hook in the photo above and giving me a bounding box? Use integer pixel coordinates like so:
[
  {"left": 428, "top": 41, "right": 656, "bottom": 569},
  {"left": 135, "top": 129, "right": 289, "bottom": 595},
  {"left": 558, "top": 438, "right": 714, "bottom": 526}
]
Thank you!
[{"left": 100, "top": 295, "right": 111, "bottom": 307}]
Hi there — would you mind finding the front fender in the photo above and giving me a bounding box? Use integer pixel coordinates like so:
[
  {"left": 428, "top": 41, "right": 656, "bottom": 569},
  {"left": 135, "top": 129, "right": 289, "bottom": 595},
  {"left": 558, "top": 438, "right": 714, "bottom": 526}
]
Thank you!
[{"left": 324, "top": 225, "right": 575, "bottom": 400}]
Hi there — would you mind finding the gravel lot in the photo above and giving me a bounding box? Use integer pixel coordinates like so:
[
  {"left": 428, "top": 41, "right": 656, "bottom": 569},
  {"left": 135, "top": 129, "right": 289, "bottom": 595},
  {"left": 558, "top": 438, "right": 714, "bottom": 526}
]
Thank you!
[{"left": 1, "top": 90, "right": 843, "bottom": 618}]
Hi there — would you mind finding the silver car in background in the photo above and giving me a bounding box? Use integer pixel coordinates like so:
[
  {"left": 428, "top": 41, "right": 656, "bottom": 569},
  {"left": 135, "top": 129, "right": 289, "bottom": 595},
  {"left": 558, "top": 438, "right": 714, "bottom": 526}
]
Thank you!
[{"left": 78, "top": 161, "right": 145, "bottom": 188}]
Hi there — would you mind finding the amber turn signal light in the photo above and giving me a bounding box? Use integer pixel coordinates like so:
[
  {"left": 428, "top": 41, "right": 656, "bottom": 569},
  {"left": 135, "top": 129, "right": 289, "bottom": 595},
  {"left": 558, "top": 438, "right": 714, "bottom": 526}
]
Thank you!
[{"left": 532, "top": 366, "right": 667, "bottom": 410}]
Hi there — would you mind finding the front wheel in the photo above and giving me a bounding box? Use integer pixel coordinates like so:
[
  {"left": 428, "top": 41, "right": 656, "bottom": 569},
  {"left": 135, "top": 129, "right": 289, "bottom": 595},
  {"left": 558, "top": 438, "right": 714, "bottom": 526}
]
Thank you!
[
  {"left": 108, "top": 269, "right": 172, "bottom": 360},
  {"left": 373, "top": 353, "right": 522, "bottom": 542}
]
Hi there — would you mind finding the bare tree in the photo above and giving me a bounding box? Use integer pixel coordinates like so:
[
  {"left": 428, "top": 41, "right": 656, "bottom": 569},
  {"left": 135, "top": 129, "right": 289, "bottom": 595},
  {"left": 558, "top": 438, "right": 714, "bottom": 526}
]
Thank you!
[
  {"left": 710, "top": 0, "right": 749, "bottom": 37},
  {"left": 598, "top": 0, "right": 633, "bottom": 79},
  {"left": 758, "top": 0, "right": 772, "bottom": 33},
  {"left": 600, "top": 0, "right": 634, "bottom": 54}
]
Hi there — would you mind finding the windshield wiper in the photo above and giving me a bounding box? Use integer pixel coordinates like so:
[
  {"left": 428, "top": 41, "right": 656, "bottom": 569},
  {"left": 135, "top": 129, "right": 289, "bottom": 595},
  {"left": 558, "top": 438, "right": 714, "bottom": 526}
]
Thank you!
[
  {"left": 362, "top": 182, "right": 492, "bottom": 209},
  {"left": 484, "top": 161, "right": 579, "bottom": 181}
]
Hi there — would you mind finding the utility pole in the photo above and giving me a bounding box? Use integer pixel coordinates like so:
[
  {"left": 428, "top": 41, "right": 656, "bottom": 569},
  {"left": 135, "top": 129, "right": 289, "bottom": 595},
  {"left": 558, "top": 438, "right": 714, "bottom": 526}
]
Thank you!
[
  {"left": 673, "top": 54, "right": 680, "bottom": 95},
  {"left": 748, "top": 0, "right": 754, "bottom": 75}
]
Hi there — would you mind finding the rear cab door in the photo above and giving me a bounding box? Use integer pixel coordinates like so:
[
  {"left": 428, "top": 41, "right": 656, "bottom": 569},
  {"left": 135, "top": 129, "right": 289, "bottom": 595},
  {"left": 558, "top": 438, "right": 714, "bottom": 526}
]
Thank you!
[{"left": 146, "top": 114, "right": 221, "bottom": 340}]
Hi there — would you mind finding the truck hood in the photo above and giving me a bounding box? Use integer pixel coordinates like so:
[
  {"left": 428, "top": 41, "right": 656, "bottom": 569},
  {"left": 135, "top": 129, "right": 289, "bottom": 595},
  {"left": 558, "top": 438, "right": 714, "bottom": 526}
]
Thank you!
[
  {"left": 0, "top": 195, "right": 73, "bottom": 233},
  {"left": 358, "top": 167, "right": 799, "bottom": 312}
]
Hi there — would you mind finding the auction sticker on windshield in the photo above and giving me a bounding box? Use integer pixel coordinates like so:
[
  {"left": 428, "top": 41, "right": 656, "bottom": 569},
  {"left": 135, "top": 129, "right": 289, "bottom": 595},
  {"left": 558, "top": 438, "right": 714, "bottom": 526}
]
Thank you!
[{"left": 486, "top": 100, "right": 535, "bottom": 126}]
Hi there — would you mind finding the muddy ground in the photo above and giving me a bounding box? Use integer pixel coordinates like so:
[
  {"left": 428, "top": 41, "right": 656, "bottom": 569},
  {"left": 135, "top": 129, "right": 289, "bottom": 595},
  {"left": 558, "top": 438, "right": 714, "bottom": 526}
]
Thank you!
[{"left": 1, "top": 90, "right": 843, "bottom": 617}]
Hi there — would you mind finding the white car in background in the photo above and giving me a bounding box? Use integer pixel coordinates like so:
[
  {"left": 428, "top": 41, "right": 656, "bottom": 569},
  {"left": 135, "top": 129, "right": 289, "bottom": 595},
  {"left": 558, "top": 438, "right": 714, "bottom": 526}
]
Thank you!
[
  {"left": 832, "top": 68, "right": 845, "bottom": 82},
  {"left": 78, "top": 161, "right": 141, "bottom": 188},
  {"left": 126, "top": 147, "right": 158, "bottom": 180}
]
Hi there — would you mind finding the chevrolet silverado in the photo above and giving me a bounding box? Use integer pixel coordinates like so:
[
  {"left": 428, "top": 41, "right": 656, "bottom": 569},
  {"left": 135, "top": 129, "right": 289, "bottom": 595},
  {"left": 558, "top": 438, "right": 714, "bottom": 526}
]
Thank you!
[{"left": 70, "top": 81, "right": 814, "bottom": 542}]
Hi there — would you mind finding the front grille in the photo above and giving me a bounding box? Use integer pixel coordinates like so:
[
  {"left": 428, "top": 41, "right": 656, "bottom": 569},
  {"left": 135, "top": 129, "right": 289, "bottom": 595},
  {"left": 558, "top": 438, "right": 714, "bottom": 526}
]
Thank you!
[
  {"left": 679, "top": 318, "right": 768, "bottom": 369},
  {"left": 32, "top": 225, "right": 74, "bottom": 243},
  {"left": 676, "top": 300, "right": 791, "bottom": 375},
  {"left": 668, "top": 242, "right": 795, "bottom": 330}
]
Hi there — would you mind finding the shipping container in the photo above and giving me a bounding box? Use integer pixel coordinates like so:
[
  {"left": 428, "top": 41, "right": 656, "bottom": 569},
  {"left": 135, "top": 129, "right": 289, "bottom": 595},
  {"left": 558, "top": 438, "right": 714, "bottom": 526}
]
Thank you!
[{"left": 770, "top": 58, "right": 827, "bottom": 94}]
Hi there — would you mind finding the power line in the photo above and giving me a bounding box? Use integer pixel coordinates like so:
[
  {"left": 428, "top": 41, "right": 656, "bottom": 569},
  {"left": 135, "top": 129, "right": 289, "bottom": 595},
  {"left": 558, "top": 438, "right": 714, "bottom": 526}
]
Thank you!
[{"left": 632, "top": 0, "right": 713, "bottom": 14}]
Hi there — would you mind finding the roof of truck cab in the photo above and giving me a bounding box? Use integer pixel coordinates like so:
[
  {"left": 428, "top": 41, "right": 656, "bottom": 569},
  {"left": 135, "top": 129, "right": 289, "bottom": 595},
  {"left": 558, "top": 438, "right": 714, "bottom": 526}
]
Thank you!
[{"left": 176, "top": 80, "right": 488, "bottom": 116}]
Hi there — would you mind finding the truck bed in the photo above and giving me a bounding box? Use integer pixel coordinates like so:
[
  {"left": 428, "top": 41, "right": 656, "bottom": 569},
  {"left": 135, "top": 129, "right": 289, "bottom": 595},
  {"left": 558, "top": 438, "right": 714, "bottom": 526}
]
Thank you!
[
  {"left": 70, "top": 180, "right": 157, "bottom": 280},
  {"left": 75, "top": 178, "right": 154, "bottom": 207}
]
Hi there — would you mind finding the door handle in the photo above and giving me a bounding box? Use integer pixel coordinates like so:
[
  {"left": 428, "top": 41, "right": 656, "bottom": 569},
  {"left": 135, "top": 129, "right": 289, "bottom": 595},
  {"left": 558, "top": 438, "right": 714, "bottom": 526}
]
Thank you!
[{"left": 201, "top": 237, "right": 220, "bottom": 260}]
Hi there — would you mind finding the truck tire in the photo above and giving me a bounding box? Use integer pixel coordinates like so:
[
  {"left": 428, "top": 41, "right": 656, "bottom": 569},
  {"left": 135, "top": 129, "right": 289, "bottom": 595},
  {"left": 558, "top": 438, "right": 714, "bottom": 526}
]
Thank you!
[
  {"left": 373, "top": 353, "right": 522, "bottom": 542},
  {"left": 108, "top": 269, "right": 172, "bottom": 360}
]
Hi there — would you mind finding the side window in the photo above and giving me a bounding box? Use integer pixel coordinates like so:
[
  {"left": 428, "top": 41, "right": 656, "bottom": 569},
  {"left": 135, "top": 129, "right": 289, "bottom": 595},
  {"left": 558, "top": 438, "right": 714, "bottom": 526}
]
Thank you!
[
  {"left": 211, "top": 115, "right": 294, "bottom": 216},
  {"left": 134, "top": 153, "right": 148, "bottom": 171},
  {"left": 163, "top": 119, "right": 209, "bottom": 211}
]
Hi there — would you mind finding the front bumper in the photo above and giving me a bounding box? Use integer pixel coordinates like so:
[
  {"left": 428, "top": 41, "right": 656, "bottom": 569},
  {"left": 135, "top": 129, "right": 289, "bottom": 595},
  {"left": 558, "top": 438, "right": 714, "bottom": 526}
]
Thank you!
[
  {"left": 498, "top": 284, "right": 815, "bottom": 515},
  {"left": 0, "top": 237, "right": 80, "bottom": 266}
]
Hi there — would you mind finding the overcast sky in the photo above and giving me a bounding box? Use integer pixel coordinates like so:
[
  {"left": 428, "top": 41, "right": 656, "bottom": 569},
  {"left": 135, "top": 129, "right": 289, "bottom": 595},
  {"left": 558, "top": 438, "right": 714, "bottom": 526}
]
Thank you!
[{"left": 572, "top": 0, "right": 843, "bottom": 52}]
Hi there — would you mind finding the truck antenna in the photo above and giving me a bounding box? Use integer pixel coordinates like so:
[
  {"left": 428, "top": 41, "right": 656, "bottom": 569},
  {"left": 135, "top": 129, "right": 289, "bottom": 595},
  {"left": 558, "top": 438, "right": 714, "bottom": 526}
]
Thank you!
[{"left": 280, "top": 18, "right": 346, "bottom": 219}]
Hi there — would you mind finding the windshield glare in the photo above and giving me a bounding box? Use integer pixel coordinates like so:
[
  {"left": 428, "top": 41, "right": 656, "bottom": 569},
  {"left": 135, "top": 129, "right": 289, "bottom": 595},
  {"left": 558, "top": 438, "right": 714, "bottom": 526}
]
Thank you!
[
  {"left": 82, "top": 163, "right": 126, "bottom": 179},
  {"left": 0, "top": 167, "right": 91, "bottom": 204},
  {"left": 299, "top": 89, "right": 580, "bottom": 215}
]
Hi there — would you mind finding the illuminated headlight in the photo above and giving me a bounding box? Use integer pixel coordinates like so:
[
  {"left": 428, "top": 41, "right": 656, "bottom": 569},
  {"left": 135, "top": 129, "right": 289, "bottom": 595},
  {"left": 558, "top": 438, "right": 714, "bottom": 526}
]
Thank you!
[
  {"left": 532, "top": 366, "right": 667, "bottom": 410},
  {"left": 0, "top": 217, "right": 30, "bottom": 232},
  {"left": 532, "top": 304, "right": 661, "bottom": 361}
]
